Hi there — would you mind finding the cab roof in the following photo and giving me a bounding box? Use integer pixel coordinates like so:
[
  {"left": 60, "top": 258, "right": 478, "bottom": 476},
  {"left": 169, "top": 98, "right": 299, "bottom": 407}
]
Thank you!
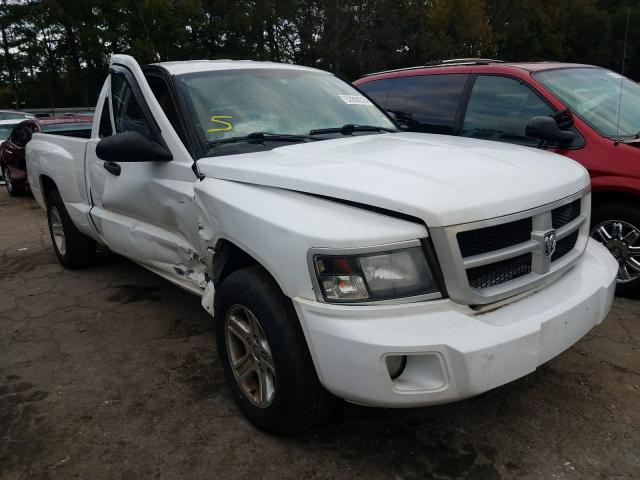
[{"left": 154, "top": 59, "right": 325, "bottom": 76}]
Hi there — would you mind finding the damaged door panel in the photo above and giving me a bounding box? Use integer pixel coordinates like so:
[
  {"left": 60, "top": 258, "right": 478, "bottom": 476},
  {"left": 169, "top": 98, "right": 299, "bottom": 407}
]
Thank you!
[{"left": 85, "top": 56, "right": 206, "bottom": 293}]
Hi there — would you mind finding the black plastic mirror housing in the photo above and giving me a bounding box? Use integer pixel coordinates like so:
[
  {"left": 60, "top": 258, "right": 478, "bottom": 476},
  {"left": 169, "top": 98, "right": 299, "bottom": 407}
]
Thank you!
[
  {"left": 96, "top": 131, "right": 173, "bottom": 162},
  {"left": 387, "top": 110, "right": 409, "bottom": 131},
  {"left": 526, "top": 116, "right": 577, "bottom": 145}
]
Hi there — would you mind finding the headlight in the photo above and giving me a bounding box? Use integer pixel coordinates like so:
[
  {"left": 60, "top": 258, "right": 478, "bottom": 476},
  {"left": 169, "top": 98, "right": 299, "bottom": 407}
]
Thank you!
[{"left": 312, "top": 244, "right": 440, "bottom": 303}]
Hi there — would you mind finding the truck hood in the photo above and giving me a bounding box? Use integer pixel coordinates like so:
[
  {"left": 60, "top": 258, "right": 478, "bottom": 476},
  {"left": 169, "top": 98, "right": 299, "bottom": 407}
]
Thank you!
[{"left": 197, "top": 132, "right": 590, "bottom": 227}]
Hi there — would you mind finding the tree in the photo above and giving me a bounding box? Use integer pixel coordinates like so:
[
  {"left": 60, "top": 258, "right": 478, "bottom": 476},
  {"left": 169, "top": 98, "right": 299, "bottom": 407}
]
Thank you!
[
  {"left": 0, "top": 0, "right": 636, "bottom": 109},
  {"left": 427, "top": 0, "right": 495, "bottom": 58}
]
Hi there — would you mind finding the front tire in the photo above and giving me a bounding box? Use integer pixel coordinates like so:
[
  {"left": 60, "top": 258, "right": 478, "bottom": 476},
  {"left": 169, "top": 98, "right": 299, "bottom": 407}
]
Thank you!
[
  {"left": 46, "top": 189, "right": 97, "bottom": 268},
  {"left": 1, "top": 163, "right": 23, "bottom": 197},
  {"left": 591, "top": 202, "right": 640, "bottom": 298},
  {"left": 215, "top": 266, "right": 333, "bottom": 435}
]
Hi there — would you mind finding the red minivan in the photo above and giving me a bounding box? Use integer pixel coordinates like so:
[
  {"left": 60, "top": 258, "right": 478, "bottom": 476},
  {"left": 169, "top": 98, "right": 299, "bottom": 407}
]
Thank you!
[
  {"left": 355, "top": 59, "right": 640, "bottom": 296},
  {"left": 0, "top": 116, "right": 92, "bottom": 196}
]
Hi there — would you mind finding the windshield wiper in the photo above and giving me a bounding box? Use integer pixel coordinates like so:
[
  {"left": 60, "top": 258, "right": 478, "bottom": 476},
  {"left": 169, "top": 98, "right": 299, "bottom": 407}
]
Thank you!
[
  {"left": 309, "top": 124, "right": 397, "bottom": 136},
  {"left": 205, "top": 132, "right": 320, "bottom": 148},
  {"left": 610, "top": 131, "right": 640, "bottom": 144}
]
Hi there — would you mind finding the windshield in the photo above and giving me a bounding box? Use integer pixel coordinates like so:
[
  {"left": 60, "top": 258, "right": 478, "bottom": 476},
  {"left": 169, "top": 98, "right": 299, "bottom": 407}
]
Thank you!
[
  {"left": 175, "top": 68, "right": 396, "bottom": 154},
  {"left": 534, "top": 67, "right": 640, "bottom": 138},
  {"left": 0, "top": 124, "right": 17, "bottom": 140}
]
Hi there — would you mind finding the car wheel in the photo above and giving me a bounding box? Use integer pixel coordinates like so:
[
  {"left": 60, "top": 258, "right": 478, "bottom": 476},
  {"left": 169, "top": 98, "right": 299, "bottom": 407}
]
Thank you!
[
  {"left": 46, "top": 189, "right": 97, "bottom": 269},
  {"left": 215, "top": 266, "right": 333, "bottom": 435},
  {"left": 1, "top": 164, "right": 23, "bottom": 197},
  {"left": 591, "top": 202, "right": 640, "bottom": 298}
]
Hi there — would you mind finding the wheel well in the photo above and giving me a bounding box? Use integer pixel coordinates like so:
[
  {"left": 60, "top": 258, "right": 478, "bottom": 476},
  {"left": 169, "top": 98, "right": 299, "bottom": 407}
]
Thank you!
[
  {"left": 40, "top": 175, "right": 57, "bottom": 200},
  {"left": 592, "top": 190, "right": 640, "bottom": 208},
  {"left": 211, "top": 240, "right": 260, "bottom": 287}
]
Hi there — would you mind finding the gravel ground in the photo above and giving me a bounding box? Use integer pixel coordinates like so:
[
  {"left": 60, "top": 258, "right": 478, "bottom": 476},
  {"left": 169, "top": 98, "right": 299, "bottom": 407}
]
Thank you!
[{"left": 0, "top": 188, "right": 638, "bottom": 480}]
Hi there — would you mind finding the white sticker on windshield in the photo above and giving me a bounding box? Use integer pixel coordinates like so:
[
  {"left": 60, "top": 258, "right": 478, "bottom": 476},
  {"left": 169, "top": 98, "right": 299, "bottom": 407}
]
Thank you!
[
  {"left": 339, "top": 95, "right": 374, "bottom": 106},
  {"left": 606, "top": 72, "right": 623, "bottom": 79}
]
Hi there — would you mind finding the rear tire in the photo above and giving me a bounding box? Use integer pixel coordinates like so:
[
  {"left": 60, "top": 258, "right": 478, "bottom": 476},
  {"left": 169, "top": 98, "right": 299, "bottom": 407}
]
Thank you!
[
  {"left": 214, "top": 266, "right": 333, "bottom": 435},
  {"left": 591, "top": 202, "right": 640, "bottom": 298},
  {"left": 46, "top": 189, "right": 97, "bottom": 268}
]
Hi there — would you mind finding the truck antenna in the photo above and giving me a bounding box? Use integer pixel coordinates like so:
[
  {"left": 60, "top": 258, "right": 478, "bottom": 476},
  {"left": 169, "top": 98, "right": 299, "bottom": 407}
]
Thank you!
[
  {"left": 616, "top": 8, "right": 630, "bottom": 136},
  {"left": 133, "top": 0, "right": 161, "bottom": 62}
]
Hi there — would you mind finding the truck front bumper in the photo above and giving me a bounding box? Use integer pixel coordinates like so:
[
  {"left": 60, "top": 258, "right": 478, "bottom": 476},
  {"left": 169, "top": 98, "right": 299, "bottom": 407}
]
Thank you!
[{"left": 293, "top": 240, "right": 617, "bottom": 407}]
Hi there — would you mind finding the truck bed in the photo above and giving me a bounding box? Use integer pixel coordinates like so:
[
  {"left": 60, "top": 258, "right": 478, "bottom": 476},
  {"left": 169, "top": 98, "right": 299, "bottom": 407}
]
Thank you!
[{"left": 27, "top": 133, "right": 94, "bottom": 237}]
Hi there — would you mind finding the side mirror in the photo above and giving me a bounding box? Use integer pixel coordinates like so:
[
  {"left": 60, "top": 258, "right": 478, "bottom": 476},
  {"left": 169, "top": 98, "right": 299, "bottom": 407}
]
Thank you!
[
  {"left": 551, "top": 108, "right": 574, "bottom": 129},
  {"left": 387, "top": 110, "right": 409, "bottom": 131},
  {"left": 96, "top": 131, "right": 172, "bottom": 162},
  {"left": 525, "top": 116, "right": 576, "bottom": 145}
]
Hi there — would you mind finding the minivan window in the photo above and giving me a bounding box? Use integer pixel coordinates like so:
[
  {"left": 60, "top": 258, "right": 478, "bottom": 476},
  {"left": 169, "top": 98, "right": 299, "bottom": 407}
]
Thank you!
[
  {"left": 358, "top": 78, "right": 395, "bottom": 108},
  {"left": 534, "top": 67, "right": 640, "bottom": 139},
  {"left": 385, "top": 74, "right": 468, "bottom": 134},
  {"left": 10, "top": 126, "right": 30, "bottom": 147},
  {"left": 0, "top": 112, "right": 32, "bottom": 120},
  {"left": 0, "top": 123, "right": 18, "bottom": 140},
  {"left": 462, "top": 75, "right": 554, "bottom": 146}
]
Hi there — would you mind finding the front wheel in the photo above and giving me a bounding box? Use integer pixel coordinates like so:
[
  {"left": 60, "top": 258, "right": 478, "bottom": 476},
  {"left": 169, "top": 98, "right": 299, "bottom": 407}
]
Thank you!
[
  {"left": 1, "top": 163, "right": 23, "bottom": 196},
  {"left": 591, "top": 202, "right": 640, "bottom": 298},
  {"left": 46, "top": 189, "right": 97, "bottom": 269},
  {"left": 214, "top": 266, "right": 333, "bottom": 435}
]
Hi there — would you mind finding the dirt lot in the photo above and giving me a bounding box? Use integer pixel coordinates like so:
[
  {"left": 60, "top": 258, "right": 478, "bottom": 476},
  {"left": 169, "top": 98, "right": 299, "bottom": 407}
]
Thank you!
[{"left": 0, "top": 188, "right": 638, "bottom": 480}]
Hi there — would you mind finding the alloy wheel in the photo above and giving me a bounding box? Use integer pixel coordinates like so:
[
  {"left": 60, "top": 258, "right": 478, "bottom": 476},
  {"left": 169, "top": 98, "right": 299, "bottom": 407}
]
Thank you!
[
  {"left": 2, "top": 166, "right": 12, "bottom": 193},
  {"left": 49, "top": 206, "right": 67, "bottom": 256},
  {"left": 591, "top": 220, "right": 640, "bottom": 283},
  {"left": 225, "top": 304, "right": 276, "bottom": 408}
]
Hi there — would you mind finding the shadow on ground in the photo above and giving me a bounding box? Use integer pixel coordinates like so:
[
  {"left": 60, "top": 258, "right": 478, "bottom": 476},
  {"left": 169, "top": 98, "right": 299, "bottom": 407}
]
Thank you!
[{"left": 0, "top": 190, "right": 638, "bottom": 480}]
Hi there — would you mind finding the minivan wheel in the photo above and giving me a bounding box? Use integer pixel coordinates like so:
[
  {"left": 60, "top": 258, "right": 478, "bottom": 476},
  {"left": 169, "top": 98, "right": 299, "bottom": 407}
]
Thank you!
[
  {"left": 591, "top": 203, "right": 640, "bottom": 298},
  {"left": 214, "top": 266, "right": 333, "bottom": 435},
  {"left": 1, "top": 164, "right": 22, "bottom": 197},
  {"left": 46, "top": 189, "right": 97, "bottom": 268}
]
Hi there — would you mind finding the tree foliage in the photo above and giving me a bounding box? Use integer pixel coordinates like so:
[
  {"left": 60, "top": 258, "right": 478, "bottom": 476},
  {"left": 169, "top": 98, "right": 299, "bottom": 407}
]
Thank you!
[{"left": 0, "top": 0, "right": 637, "bottom": 108}]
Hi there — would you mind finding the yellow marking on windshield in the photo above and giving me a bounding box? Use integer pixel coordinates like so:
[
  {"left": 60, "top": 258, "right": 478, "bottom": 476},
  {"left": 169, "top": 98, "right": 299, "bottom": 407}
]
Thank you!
[{"left": 208, "top": 116, "right": 233, "bottom": 133}]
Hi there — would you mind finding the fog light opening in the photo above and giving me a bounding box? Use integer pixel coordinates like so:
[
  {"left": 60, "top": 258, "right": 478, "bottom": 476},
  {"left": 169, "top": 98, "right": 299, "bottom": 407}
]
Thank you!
[{"left": 385, "top": 355, "right": 407, "bottom": 380}]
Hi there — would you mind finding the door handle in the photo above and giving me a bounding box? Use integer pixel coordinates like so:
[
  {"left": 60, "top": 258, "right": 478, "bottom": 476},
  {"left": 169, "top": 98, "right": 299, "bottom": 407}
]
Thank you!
[{"left": 103, "top": 161, "right": 121, "bottom": 176}]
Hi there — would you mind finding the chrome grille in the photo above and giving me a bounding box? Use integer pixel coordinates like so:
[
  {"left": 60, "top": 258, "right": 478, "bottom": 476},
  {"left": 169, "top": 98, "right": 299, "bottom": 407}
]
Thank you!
[
  {"left": 458, "top": 218, "right": 532, "bottom": 258},
  {"left": 552, "top": 199, "right": 581, "bottom": 229},
  {"left": 467, "top": 252, "right": 532, "bottom": 289},
  {"left": 552, "top": 230, "right": 579, "bottom": 262},
  {"left": 429, "top": 189, "right": 591, "bottom": 305}
]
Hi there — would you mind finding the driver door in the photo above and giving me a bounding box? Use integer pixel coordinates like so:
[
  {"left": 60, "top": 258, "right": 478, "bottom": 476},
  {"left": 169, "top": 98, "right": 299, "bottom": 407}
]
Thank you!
[
  {"left": 461, "top": 75, "right": 556, "bottom": 146},
  {"left": 86, "top": 55, "right": 206, "bottom": 294}
]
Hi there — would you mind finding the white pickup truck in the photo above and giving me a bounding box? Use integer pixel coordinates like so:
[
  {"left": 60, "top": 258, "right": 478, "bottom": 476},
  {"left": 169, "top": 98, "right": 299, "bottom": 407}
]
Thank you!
[{"left": 27, "top": 54, "right": 617, "bottom": 435}]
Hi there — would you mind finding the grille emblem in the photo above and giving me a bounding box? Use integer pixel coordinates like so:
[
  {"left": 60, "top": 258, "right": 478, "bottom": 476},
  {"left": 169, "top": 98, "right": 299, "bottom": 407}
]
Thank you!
[{"left": 543, "top": 231, "right": 557, "bottom": 256}]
